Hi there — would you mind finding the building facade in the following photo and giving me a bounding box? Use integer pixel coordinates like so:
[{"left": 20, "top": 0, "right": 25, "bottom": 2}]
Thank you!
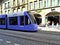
[{"left": 0, "top": 0, "right": 60, "bottom": 26}]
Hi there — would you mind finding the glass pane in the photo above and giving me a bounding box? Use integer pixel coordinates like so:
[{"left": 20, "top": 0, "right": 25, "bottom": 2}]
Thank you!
[
  {"left": 46, "top": 0, "right": 48, "bottom": 7},
  {"left": 17, "top": 0, "right": 20, "bottom": 5},
  {"left": 0, "top": 18, "right": 5, "bottom": 25},
  {"left": 51, "top": 0, "right": 55, "bottom": 6},
  {"left": 44, "top": 1, "right": 46, "bottom": 7},
  {"left": 58, "top": 0, "right": 60, "bottom": 5},
  {"left": 34, "top": 1, "right": 38, "bottom": 9},
  {"left": 9, "top": 17, "right": 17, "bottom": 25},
  {"left": 39, "top": 1, "right": 43, "bottom": 8},
  {"left": 44, "top": 0, "right": 48, "bottom": 7},
  {"left": 25, "top": 16, "right": 31, "bottom": 25},
  {"left": 20, "top": 16, "right": 24, "bottom": 25},
  {"left": 27, "top": 11, "right": 37, "bottom": 24},
  {"left": 30, "top": 2, "right": 34, "bottom": 10},
  {"left": 8, "top": 2, "right": 10, "bottom": 8}
]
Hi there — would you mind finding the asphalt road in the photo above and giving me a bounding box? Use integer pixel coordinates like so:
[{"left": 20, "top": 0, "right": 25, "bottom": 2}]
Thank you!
[
  {"left": 0, "top": 34, "right": 58, "bottom": 45},
  {"left": 0, "top": 29, "right": 60, "bottom": 45}
]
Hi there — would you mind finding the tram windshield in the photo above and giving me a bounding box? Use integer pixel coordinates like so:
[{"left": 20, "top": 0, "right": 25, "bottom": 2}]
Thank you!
[
  {"left": 27, "top": 11, "right": 41, "bottom": 25},
  {"left": 27, "top": 11, "right": 37, "bottom": 24}
]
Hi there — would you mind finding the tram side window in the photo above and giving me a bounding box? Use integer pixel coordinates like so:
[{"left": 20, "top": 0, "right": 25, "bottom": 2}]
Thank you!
[
  {"left": 0, "top": 18, "right": 5, "bottom": 25},
  {"left": 9, "top": 17, "right": 17, "bottom": 25},
  {"left": 20, "top": 16, "right": 24, "bottom": 25},
  {"left": 25, "top": 16, "right": 31, "bottom": 25}
]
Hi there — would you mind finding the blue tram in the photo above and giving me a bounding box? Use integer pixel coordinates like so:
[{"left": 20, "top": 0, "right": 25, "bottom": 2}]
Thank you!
[
  {"left": 0, "top": 14, "right": 7, "bottom": 29},
  {"left": 0, "top": 11, "right": 39, "bottom": 31},
  {"left": 7, "top": 11, "right": 38, "bottom": 31}
]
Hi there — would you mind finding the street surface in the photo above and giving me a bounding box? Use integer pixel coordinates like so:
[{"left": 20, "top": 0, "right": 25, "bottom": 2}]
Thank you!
[
  {"left": 0, "top": 29, "right": 60, "bottom": 45},
  {"left": 0, "top": 34, "right": 57, "bottom": 45}
]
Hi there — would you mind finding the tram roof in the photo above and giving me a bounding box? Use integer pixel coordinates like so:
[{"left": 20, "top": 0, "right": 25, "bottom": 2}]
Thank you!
[
  {"left": 7, "top": 11, "right": 24, "bottom": 17},
  {"left": 0, "top": 14, "right": 7, "bottom": 18},
  {"left": 0, "top": 14, "right": 7, "bottom": 15}
]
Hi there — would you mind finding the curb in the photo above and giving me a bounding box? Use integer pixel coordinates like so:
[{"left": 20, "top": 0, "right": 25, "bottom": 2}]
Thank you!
[{"left": 38, "top": 27, "right": 60, "bottom": 32}]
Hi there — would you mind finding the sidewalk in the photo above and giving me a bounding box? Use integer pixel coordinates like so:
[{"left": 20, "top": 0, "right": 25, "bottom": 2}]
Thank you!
[{"left": 38, "top": 26, "right": 60, "bottom": 32}]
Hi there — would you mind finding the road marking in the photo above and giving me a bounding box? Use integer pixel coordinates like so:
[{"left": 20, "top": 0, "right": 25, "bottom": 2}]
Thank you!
[
  {"left": 14, "top": 43, "right": 21, "bottom": 45},
  {"left": 0, "top": 39, "right": 3, "bottom": 41},
  {"left": 6, "top": 41, "right": 11, "bottom": 43}
]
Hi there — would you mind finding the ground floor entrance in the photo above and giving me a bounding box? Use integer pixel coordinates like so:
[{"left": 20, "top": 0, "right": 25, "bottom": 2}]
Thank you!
[
  {"left": 47, "top": 16, "right": 59, "bottom": 26},
  {"left": 44, "top": 11, "right": 60, "bottom": 30}
]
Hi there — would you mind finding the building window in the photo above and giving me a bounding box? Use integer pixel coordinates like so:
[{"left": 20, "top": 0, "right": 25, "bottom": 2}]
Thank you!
[
  {"left": 13, "top": 0, "right": 15, "bottom": 6},
  {"left": 34, "top": 0, "right": 37, "bottom": 1},
  {"left": 22, "top": 5, "right": 27, "bottom": 11},
  {"left": 5, "top": 11, "right": 7, "bottom": 14},
  {"left": 13, "top": 9, "right": 16, "bottom": 13},
  {"left": 50, "top": 0, "right": 55, "bottom": 6},
  {"left": 25, "top": 0, "right": 28, "bottom": 3},
  {"left": 39, "top": 0, "right": 42, "bottom": 1},
  {"left": 8, "top": 10, "right": 10, "bottom": 14},
  {"left": 22, "top": 0, "right": 25, "bottom": 4},
  {"left": 1, "top": 11, "right": 2, "bottom": 14},
  {"left": 46, "top": 0, "right": 48, "bottom": 7},
  {"left": 5, "top": 3, "right": 7, "bottom": 9},
  {"left": 27, "top": 0, "right": 28, "bottom": 3},
  {"left": 5, "top": 2, "right": 10, "bottom": 9},
  {"left": 13, "top": 9, "right": 14, "bottom": 12},
  {"left": 34, "top": 1, "right": 38, "bottom": 9},
  {"left": 17, "top": 6, "right": 20, "bottom": 9},
  {"left": 39, "top": 1, "right": 43, "bottom": 8},
  {"left": 1, "top": 5, "right": 2, "bottom": 14},
  {"left": 22, "top": 8, "right": 25, "bottom": 11},
  {"left": 44, "top": 1, "right": 46, "bottom": 7},
  {"left": 30, "top": 2, "right": 34, "bottom": 10},
  {"left": 8, "top": 2, "right": 10, "bottom": 8},
  {"left": 25, "top": 5, "right": 28, "bottom": 10},
  {"left": 17, "top": 7, "right": 21, "bottom": 12},
  {"left": 44, "top": 0, "right": 48, "bottom": 7},
  {"left": 58, "top": 0, "right": 60, "bottom": 5},
  {"left": 17, "top": 0, "right": 20, "bottom": 5}
]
